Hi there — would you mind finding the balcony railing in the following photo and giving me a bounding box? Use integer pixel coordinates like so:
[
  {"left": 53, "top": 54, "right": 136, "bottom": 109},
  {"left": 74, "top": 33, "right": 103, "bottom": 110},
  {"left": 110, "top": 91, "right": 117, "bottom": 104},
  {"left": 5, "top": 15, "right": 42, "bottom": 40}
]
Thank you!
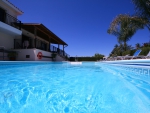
[{"left": 0, "top": 13, "right": 21, "bottom": 30}]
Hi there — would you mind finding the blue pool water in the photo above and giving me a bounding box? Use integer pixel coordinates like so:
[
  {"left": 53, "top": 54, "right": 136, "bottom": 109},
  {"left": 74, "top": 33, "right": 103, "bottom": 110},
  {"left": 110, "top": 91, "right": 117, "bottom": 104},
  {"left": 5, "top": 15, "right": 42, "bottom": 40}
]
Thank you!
[{"left": 0, "top": 61, "right": 150, "bottom": 113}]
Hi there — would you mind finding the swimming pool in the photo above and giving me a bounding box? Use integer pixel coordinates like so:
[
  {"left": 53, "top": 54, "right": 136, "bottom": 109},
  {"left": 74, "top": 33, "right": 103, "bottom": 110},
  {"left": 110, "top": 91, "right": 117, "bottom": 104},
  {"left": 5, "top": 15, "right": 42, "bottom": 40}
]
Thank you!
[{"left": 0, "top": 61, "right": 150, "bottom": 113}]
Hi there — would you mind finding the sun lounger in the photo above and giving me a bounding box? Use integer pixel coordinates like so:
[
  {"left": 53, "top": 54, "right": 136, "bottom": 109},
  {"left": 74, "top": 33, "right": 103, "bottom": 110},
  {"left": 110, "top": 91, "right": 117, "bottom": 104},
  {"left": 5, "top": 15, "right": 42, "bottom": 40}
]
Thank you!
[
  {"left": 115, "top": 54, "right": 129, "bottom": 60},
  {"left": 136, "top": 51, "right": 150, "bottom": 59},
  {"left": 145, "top": 51, "right": 150, "bottom": 59},
  {"left": 103, "top": 56, "right": 108, "bottom": 60},
  {"left": 115, "top": 49, "right": 141, "bottom": 60}
]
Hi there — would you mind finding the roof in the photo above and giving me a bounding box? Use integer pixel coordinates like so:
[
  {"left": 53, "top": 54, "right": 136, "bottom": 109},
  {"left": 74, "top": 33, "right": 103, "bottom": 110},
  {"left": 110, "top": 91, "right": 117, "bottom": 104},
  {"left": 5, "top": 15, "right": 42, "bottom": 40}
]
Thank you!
[
  {"left": 21, "top": 23, "right": 68, "bottom": 45},
  {"left": 2, "top": 0, "right": 23, "bottom": 15}
]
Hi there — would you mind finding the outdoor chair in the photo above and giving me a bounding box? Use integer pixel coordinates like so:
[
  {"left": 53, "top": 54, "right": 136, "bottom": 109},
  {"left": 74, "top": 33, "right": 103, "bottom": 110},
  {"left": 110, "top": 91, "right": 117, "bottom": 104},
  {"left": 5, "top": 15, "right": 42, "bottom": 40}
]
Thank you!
[
  {"left": 115, "top": 54, "right": 129, "bottom": 60},
  {"left": 103, "top": 56, "right": 108, "bottom": 61},
  {"left": 115, "top": 49, "right": 142, "bottom": 60}
]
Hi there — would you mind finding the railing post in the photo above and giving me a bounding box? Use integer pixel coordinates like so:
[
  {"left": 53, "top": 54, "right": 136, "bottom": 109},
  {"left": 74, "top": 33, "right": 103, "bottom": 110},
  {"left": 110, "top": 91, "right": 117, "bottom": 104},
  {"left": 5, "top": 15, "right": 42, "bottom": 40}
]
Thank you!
[{"left": 63, "top": 45, "right": 64, "bottom": 56}]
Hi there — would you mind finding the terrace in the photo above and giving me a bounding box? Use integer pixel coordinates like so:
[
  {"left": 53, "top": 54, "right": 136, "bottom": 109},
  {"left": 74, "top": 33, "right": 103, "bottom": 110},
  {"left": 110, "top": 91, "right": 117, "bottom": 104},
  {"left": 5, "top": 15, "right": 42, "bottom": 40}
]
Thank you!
[{"left": 14, "top": 23, "right": 70, "bottom": 59}]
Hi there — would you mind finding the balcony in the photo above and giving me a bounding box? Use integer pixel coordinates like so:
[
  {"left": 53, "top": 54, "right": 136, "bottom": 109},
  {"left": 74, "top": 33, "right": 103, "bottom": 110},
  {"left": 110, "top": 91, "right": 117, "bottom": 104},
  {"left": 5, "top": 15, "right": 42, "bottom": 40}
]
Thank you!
[
  {"left": 0, "top": 12, "right": 22, "bottom": 35},
  {"left": 0, "top": 12, "right": 21, "bottom": 29}
]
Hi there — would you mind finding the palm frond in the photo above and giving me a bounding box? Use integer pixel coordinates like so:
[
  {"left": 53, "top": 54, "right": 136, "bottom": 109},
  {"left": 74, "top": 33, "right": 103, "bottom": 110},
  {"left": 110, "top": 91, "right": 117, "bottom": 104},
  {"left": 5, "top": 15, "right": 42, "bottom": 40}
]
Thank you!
[
  {"left": 107, "top": 14, "right": 148, "bottom": 50},
  {"left": 132, "top": 0, "right": 150, "bottom": 18}
]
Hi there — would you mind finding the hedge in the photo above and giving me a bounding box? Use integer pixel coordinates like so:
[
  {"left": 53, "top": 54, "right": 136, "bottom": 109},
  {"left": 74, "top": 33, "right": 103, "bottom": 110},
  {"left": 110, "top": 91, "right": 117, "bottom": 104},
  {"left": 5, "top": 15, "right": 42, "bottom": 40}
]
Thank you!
[{"left": 70, "top": 57, "right": 99, "bottom": 61}]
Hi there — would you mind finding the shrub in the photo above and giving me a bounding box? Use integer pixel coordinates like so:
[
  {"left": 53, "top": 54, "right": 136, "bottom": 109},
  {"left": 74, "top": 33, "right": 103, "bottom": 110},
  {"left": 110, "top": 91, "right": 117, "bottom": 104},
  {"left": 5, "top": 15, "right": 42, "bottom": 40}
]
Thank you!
[
  {"left": 69, "top": 57, "right": 97, "bottom": 61},
  {"left": 140, "top": 47, "right": 150, "bottom": 55},
  {"left": 7, "top": 51, "right": 18, "bottom": 57}
]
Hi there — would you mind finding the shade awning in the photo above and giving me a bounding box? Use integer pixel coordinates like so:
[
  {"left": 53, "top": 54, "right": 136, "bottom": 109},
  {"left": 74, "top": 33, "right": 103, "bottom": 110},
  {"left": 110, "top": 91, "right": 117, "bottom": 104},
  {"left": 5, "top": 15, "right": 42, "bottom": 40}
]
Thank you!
[{"left": 21, "top": 23, "right": 68, "bottom": 45}]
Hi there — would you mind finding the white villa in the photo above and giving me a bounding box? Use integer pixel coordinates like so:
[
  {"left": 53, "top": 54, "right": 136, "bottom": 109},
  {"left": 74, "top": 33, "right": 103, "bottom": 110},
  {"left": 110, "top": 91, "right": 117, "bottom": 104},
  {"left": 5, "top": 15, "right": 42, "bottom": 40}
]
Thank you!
[{"left": 0, "top": 0, "right": 69, "bottom": 61}]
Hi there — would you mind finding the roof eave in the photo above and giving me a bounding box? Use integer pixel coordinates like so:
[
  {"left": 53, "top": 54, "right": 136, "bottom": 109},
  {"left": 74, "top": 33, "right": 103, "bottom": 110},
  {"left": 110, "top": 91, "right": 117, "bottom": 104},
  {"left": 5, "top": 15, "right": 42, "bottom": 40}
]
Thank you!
[
  {"left": 3, "top": 0, "right": 24, "bottom": 15},
  {"left": 21, "top": 23, "right": 68, "bottom": 45}
]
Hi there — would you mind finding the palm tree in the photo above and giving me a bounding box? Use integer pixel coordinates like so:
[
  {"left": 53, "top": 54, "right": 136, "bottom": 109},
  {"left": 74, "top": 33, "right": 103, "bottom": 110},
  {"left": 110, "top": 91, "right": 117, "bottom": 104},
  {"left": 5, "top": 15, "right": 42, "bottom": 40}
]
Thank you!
[
  {"left": 132, "top": 0, "right": 150, "bottom": 29},
  {"left": 135, "top": 43, "right": 141, "bottom": 49},
  {"left": 107, "top": 14, "right": 148, "bottom": 51}
]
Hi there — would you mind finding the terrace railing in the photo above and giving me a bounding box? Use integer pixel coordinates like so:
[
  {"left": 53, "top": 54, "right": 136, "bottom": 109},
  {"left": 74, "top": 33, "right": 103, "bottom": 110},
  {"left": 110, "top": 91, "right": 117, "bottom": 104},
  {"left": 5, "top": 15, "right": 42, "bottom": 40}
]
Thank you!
[{"left": 0, "top": 13, "right": 21, "bottom": 30}]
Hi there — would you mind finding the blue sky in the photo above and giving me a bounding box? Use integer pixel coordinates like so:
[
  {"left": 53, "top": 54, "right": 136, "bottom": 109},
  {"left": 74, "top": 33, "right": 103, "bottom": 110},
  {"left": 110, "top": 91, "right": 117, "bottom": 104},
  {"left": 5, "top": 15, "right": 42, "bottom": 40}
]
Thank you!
[{"left": 10, "top": 0, "right": 150, "bottom": 57}]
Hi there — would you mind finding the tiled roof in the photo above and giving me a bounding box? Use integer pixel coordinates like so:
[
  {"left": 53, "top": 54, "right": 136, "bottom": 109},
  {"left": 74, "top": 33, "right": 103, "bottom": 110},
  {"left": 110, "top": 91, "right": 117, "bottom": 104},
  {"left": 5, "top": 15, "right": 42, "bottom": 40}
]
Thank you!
[{"left": 5, "top": 0, "right": 24, "bottom": 13}]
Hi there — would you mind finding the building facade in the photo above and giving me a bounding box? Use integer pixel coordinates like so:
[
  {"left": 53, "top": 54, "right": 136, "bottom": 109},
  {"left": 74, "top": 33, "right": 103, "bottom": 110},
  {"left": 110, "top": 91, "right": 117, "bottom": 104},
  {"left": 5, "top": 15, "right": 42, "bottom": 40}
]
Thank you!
[{"left": 0, "top": 0, "right": 69, "bottom": 61}]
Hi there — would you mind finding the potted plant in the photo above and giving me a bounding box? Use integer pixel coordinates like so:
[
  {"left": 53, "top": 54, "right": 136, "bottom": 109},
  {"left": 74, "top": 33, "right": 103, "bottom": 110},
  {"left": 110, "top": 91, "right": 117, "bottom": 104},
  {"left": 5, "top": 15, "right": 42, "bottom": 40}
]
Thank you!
[
  {"left": 7, "top": 51, "right": 18, "bottom": 61},
  {"left": 51, "top": 53, "right": 57, "bottom": 61}
]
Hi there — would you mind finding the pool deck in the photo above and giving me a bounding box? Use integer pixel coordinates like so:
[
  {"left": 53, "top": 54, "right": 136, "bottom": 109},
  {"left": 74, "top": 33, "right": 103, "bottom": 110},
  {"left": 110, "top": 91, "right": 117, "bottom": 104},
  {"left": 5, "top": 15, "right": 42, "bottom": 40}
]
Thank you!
[{"left": 100, "top": 59, "right": 150, "bottom": 69}]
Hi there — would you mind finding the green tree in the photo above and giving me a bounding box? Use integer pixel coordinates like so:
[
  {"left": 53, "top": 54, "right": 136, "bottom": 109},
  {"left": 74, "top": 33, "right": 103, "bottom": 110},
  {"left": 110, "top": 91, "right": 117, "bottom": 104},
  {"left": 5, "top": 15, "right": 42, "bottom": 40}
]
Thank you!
[
  {"left": 110, "top": 44, "right": 119, "bottom": 56},
  {"left": 94, "top": 53, "right": 104, "bottom": 60}
]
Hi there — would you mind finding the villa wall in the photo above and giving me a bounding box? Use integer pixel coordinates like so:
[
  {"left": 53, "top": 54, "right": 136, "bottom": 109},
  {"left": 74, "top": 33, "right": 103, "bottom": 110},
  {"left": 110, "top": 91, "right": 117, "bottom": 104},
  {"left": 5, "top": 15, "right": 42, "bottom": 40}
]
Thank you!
[
  {"left": 15, "top": 49, "right": 35, "bottom": 61},
  {"left": 34, "top": 49, "right": 52, "bottom": 61}
]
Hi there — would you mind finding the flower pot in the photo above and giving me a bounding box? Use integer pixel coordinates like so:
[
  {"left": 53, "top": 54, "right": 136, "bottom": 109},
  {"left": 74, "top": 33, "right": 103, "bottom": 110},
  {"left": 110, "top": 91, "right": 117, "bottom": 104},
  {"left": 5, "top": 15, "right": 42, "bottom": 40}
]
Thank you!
[{"left": 9, "top": 57, "right": 16, "bottom": 61}]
